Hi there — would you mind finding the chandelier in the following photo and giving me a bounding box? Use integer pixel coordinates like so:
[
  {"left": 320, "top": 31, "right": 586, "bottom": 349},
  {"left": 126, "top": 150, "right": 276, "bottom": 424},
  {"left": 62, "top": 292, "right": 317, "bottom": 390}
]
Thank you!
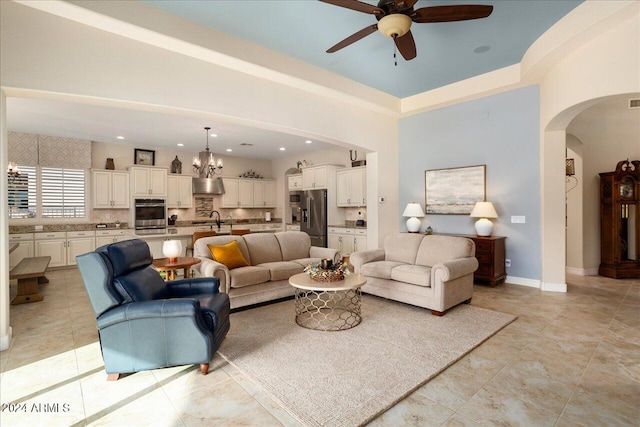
[
  {"left": 7, "top": 161, "right": 20, "bottom": 184},
  {"left": 193, "top": 127, "right": 223, "bottom": 177}
]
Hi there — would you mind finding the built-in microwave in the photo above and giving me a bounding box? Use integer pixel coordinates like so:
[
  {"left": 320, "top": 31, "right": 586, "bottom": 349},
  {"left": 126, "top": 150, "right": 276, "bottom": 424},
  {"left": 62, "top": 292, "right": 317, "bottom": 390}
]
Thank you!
[
  {"left": 289, "top": 191, "right": 303, "bottom": 206},
  {"left": 289, "top": 191, "right": 303, "bottom": 224},
  {"left": 134, "top": 199, "right": 166, "bottom": 234}
]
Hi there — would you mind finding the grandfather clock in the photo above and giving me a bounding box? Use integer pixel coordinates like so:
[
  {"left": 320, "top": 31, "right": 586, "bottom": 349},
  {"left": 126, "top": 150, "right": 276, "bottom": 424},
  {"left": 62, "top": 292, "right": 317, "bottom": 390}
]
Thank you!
[{"left": 599, "top": 159, "right": 640, "bottom": 278}]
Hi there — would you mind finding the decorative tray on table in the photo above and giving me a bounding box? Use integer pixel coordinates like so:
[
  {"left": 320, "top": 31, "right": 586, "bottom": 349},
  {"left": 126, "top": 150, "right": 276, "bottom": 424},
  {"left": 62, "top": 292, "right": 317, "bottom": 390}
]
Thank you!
[{"left": 304, "top": 260, "right": 349, "bottom": 282}]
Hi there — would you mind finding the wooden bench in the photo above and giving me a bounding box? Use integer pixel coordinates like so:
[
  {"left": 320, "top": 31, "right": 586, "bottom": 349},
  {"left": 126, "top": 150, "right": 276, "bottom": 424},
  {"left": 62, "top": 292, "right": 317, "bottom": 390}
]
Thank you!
[{"left": 10, "top": 256, "right": 51, "bottom": 305}]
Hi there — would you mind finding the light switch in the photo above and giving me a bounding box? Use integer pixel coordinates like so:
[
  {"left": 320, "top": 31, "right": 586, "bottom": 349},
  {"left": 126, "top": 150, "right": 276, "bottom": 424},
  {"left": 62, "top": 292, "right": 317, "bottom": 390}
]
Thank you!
[{"left": 511, "top": 216, "right": 526, "bottom": 224}]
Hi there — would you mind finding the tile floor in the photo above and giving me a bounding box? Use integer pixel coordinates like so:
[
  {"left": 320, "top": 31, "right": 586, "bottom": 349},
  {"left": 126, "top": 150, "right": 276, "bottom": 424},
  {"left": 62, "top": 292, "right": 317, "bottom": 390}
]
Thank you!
[{"left": 1, "top": 269, "right": 638, "bottom": 426}]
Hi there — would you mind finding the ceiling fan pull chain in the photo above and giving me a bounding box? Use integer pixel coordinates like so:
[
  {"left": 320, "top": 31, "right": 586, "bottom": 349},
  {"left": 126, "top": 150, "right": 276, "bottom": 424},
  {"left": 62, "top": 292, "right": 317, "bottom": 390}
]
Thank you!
[{"left": 393, "top": 36, "right": 397, "bottom": 67}]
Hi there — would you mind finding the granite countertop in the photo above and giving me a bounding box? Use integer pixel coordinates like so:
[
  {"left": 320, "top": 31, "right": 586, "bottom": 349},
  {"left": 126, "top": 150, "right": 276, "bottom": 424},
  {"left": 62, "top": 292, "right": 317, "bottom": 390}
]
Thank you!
[{"left": 328, "top": 223, "right": 367, "bottom": 230}]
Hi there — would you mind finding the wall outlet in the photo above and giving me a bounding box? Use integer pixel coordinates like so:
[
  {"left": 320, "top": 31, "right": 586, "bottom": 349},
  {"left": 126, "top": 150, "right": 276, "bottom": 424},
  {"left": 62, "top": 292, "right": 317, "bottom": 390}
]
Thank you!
[
  {"left": 35, "top": 225, "right": 43, "bottom": 231},
  {"left": 511, "top": 216, "right": 526, "bottom": 224},
  {"left": 505, "top": 259, "right": 511, "bottom": 268}
]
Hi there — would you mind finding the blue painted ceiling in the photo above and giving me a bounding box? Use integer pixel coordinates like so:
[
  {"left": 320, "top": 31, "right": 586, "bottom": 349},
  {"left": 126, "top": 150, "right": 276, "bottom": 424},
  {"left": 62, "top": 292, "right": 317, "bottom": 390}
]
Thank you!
[{"left": 144, "top": 0, "right": 583, "bottom": 98}]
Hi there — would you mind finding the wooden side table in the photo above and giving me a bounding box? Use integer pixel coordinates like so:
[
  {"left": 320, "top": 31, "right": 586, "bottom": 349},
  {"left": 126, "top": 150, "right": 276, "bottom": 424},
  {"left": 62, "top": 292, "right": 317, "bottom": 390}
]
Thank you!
[
  {"left": 466, "top": 235, "right": 506, "bottom": 286},
  {"left": 426, "top": 233, "right": 506, "bottom": 286},
  {"left": 152, "top": 257, "right": 201, "bottom": 281}
]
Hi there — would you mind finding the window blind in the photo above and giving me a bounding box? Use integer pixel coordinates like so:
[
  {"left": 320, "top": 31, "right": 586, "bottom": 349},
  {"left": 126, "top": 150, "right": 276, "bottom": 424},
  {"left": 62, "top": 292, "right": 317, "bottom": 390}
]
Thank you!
[
  {"left": 41, "top": 168, "right": 86, "bottom": 218},
  {"left": 8, "top": 166, "right": 37, "bottom": 219}
]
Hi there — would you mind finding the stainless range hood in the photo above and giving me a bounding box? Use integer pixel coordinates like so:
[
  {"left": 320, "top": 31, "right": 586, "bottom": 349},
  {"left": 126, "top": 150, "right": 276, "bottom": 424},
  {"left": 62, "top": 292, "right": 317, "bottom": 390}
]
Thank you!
[{"left": 192, "top": 177, "right": 225, "bottom": 195}]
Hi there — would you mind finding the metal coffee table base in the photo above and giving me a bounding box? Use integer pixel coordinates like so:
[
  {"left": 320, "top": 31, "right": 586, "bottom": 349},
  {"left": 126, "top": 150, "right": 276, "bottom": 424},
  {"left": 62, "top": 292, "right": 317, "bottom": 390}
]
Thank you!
[{"left": 295, "top": 288, "right": 362, "bottom": 331}]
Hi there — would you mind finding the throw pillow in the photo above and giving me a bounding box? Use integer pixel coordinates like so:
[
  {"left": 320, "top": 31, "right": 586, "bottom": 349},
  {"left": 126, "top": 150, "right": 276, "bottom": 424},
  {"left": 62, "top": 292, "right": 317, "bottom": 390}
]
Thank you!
[{"left": 207, "top": 240, "right": 249, "bottom": 269}]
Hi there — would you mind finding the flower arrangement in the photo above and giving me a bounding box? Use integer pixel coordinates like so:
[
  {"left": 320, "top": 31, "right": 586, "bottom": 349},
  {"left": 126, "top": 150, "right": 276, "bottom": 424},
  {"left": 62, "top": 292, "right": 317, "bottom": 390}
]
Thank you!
[{"left": 304, "top": 260, "right": 350, "bottom": 282}]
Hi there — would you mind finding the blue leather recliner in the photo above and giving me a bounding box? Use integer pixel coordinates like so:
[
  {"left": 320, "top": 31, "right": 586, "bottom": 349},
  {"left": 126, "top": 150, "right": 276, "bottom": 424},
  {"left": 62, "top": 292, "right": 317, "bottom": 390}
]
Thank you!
[{"left": 76, "top": 239, "right": 230, "bottom": 381}]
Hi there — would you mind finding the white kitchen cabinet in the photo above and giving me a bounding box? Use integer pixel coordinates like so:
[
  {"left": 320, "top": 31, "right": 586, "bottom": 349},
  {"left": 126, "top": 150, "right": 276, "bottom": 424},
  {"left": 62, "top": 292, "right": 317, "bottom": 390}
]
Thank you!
[
  {"left": 354, "top": 229, "right": 367, "bottom": 253},
  {"left": 286, "top": 224, "right": 300, "bottom": 231},
  {"left": 129, "top": 166, "right": 167, "bottom": 197},
  {"left": 35, "top": 231, "right": 96, "bottom": 267},
  {"left": 92, "top": 170, "right": 130, "bottom": 209},
  {"left": 328, "top": 227, "right": 367, "bottom": 256},
  {"left": 222, "top": 178, "right": 253, "bottom": 207},
  {"left": 337, "top": 167, "right": 366, "bottom": 207},
  {"left": 221, "top": 178, "right": 239, "bottom": 208},
  {"left": 96, "top": 229, "right": 134, "bottom": 247},
  {"left": 35, "top": 232, "right": 67, "bottom": 267},
  {"left": 167, "top": 175, "right": 193, "bottom": 208},
  {"left": 9, "top": 233, "right": 34, "bottom": 269},
  {"left": 253, "top": 180, "right": 276, "bottom": 208},
  {"left": 303, "top": 165, "right": 328, "bottom": 190},
  {"left": 288, "top": 174, "right": 302, "bottom": 190},
  {"left": 223, "top": 178, "right": 274, "bottom": 208},
  {"left": 66, "top": 231, "right": 96, "bottom": 266},
  {"left": 238, "top": 179, "right": 254, "bottom": 207}
]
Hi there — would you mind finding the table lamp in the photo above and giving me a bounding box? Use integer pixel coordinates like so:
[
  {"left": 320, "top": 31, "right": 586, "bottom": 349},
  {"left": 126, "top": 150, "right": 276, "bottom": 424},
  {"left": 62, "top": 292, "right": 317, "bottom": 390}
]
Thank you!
[
  {"left": 470, "top": 202, "right": 498, "bottom": 236},
  {"left": 403, "top": 202, "right": 425, "bottom": 233},
  {"left": 162, "top": 240, "right": 182, "bottom": 263}
]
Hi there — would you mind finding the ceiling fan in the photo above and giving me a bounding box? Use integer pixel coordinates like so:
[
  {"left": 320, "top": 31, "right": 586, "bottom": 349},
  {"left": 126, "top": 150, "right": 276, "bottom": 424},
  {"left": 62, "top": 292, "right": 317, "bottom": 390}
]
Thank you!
[{"left": 319, "top": 0, "right": 493, "bottom": 61}]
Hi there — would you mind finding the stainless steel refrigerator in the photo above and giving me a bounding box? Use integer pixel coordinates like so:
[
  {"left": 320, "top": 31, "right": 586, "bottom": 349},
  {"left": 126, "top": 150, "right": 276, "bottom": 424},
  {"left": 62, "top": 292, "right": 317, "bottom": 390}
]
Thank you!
[{"left": 301, "top": 189, "right": 328, "bottom": 247}]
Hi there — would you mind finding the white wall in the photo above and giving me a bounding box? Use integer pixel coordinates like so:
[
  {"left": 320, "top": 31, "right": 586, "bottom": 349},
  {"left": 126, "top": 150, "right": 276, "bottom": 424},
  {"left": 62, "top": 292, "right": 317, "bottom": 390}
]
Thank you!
[{"left": 538, "top": 3, "right": 639, "bottom": 289}]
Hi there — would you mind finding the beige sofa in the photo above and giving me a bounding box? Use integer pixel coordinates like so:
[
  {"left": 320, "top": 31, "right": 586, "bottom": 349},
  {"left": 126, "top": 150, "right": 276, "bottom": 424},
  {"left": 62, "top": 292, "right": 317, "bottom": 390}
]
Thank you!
[
  {"left": 350, "top": 234, "right": 479, "bottom": 315},
  {"left": 192, "top": 231, "right": 339, "bottom": 309}
]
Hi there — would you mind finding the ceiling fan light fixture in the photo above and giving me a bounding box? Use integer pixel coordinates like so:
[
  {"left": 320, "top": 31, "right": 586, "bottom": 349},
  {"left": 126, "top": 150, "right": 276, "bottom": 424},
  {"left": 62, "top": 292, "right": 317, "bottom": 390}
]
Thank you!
[{"left": 377, "top": 14, "right": 412, "bottom": 38}]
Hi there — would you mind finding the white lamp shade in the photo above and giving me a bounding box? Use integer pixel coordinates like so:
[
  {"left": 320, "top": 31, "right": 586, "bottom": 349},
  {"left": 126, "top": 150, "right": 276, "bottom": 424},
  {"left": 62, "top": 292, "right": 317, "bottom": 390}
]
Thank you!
[
  {"left": 163, "top": 240, "right": 182, "bottom": 261},
  {"left": 403, "top": 203, "right": 425, "bottom": 218},
  {"left": 470, "top": 202, "right": 498, "bottom": 219}
]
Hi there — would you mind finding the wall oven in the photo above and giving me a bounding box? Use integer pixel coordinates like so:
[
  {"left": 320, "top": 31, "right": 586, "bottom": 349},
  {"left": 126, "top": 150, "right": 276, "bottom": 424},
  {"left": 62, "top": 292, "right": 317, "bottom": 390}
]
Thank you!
[{"left": 134, "top": 199, "right": 166, "bottom": 234}]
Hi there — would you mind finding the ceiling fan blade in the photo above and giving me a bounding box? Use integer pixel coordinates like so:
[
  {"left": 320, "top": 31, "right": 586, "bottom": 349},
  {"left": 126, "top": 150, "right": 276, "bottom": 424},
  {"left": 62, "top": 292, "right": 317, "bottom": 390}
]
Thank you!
[
  {"left": 327, "top": 24, "right": 378, "bottom": 53},
  {"left": 411, "top": 5, "right": 493, "bottom": 23},
  {"left": 318, "top": 0, "right": 384, "bottom": 16},
  {"left": 394, "top": 30, "right": 417, "bottom": 61}
]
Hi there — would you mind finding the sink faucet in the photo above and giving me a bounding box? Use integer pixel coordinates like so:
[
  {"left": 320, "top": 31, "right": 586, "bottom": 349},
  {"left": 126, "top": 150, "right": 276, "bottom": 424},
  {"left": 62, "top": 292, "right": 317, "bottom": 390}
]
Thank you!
[{"left": 209, "top": 210, "right": 221, "bottom": 230}]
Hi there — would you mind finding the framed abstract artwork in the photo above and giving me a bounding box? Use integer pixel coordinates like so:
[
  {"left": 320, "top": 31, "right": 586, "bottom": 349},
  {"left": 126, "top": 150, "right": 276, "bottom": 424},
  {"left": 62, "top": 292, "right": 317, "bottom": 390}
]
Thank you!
[
  {"left": 134, "top": 149, "right": 155, "bottom": 166},
  {"left": 425, "top": 165, "right": 486, "bottom": 214}
]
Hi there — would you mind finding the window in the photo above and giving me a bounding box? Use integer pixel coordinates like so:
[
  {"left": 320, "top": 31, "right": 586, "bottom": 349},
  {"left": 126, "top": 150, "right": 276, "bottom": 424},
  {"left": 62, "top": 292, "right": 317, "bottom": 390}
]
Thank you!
[
  {"left": 8, "top": 166, "right": 87, "bottom": 220},
  {"left": 8, "top": 166, "right": 36, "bottom": 219},
  {"left": 41, "top": 168, "right": 86, "bottom": 218}
]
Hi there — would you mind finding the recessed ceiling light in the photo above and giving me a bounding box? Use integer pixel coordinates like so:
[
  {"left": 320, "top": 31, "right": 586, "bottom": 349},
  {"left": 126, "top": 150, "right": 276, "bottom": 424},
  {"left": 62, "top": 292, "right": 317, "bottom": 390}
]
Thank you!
[
  {"left": 305, "top": 140, "right": 312, "bottom": 144},
  {"left": 226, "top": 148, "right": 232, "bottom": 152},
  {"left": 473, "top": 45, "right": 490, "bottom": 54},
  {"left": 210, "top": 133, "right": 218, "bottom": 138},
  {"left": 177, "top": 143, "right": 184, "bottom": 147},
  {"left": 116, "top": 136, "right": 125, "bottom": 140},
  {"left": 279, "top": 147, "right": 286, "bottom": 151}
]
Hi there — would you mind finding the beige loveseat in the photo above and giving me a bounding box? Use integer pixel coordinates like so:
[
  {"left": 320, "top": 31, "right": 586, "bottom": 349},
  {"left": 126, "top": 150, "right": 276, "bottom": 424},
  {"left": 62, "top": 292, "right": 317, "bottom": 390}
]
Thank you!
[
  {"left": 350, "top": 234, "right": 479, "bottom": 315},
  {"left": 192, "top": 231, "right": 339, "bottom": 309}
]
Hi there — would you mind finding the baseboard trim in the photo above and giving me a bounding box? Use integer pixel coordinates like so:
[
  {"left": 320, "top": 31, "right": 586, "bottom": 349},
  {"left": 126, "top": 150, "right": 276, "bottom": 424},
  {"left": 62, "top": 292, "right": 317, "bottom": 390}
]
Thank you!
[
  {"left": 566, "top": 267, "right": 599, "bottom": 276},
  {"left": 0, "top": 326, "right": 12, "bottom": 351},
  {"left": 505, "top": 276, "right": 541, "bottom": 288},
  {"left": 541, "top": 281, "right": 567, "bottom": 292}
]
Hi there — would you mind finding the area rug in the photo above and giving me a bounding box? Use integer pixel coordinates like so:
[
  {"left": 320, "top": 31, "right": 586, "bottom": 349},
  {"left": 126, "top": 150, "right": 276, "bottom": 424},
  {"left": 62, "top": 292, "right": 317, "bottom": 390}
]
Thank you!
[{"left": 217, "top": 295, "right": 516, "bottom": 427}]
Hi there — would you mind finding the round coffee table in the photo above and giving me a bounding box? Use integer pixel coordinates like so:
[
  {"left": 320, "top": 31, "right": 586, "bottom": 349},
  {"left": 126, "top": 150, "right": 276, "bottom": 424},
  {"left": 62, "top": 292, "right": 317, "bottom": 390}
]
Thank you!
[
  {"left": 289, "top": 273, "right": 367, "bottom": 331},
  {"left": 152, "top": 257, "right": 201, "bottom": 281}
]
